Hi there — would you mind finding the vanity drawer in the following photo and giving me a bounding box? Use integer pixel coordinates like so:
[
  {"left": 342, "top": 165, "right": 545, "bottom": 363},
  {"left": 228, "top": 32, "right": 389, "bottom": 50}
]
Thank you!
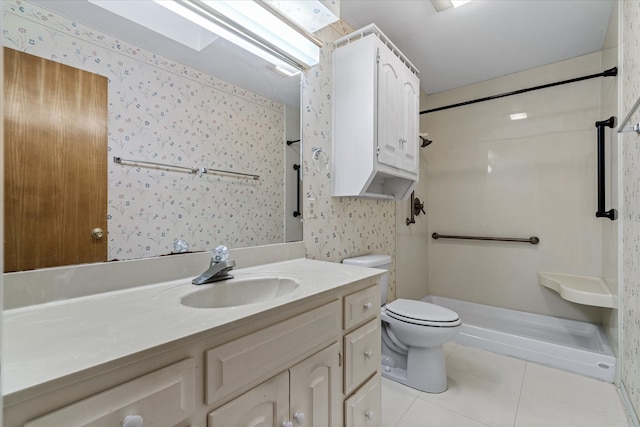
[
  {"left": 344, "top": 375, "right": 381, "bottom": 427},
  {"left": 343, "top": 319, "right": 381, "bottom": 395},
  {"left": 24, "top": 358, "right": 195, "bottom": 427},
  {"left": 344, "top": 285, "right": 379, "bottom": 330},
  {"left": 205, "top": 300, "right": 340, "bottom": 405}
]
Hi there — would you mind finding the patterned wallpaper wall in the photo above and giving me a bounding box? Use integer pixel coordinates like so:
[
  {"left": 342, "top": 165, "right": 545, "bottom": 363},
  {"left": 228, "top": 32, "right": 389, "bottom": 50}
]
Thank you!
[
  {"left": 3, "top": 1, "right": 285, "bottom": 261},
  {"left": 621, "top": 0, "right": 640, "bottom": 420},
  {"left": 301, "top": 20, "right": 397, "bottom": 300}
]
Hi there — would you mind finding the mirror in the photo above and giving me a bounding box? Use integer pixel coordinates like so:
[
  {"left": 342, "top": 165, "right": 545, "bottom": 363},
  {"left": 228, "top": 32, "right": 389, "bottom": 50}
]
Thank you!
[{"left": 3, "top": 0, "right": 303, "bottom": 271}]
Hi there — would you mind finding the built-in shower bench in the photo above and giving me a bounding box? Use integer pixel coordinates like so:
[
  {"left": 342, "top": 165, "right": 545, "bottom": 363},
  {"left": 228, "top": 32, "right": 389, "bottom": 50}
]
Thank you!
[{"left": 538, "top": 271, "right": 617, "bottom": 308}]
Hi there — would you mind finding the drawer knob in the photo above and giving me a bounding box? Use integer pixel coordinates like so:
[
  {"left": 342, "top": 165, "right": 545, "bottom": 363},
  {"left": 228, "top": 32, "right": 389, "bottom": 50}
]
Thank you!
[
  {"left": 293, "top": 412, "right": 305, "bottom": 425},
  {"left": 365, "top": 410, "right": 374, "bottom": 420},
  {"left": 364, "top": 350, "right": 373, "bottom": 359},
  {"left": 363, "top": 302, "right": 373, "bottom": 310},
  {"left": 122, "top": 415, "right": 143, "bottom": 427}
]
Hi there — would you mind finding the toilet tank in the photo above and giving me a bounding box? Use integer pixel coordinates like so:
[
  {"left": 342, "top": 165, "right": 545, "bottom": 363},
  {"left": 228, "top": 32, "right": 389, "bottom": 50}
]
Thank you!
[{"left": 342, "top": 254, "right": 391, "bottom": 305}]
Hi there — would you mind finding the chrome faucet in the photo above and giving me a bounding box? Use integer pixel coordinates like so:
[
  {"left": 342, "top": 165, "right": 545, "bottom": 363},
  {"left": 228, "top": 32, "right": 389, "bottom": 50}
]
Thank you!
[{"left": 192, "top": 245, "right": 236, "bottom": 285}]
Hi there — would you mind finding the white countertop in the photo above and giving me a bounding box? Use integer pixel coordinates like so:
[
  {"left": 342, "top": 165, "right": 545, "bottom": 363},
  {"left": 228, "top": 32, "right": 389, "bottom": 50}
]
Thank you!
[{"left": 3, "top": 258, "right": 383, "bottom": 399}]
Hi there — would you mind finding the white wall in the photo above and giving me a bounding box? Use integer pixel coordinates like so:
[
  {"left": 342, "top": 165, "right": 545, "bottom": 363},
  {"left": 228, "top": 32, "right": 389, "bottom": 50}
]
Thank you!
[
  {"left": 423, "top": 52, "right": 612, "bottom": 323},
  {"left": 395, "top": 89, "right": 431, "bottom": 301},
  {"left": 620, "top": 0, "right": 640, "bottom": 421}
]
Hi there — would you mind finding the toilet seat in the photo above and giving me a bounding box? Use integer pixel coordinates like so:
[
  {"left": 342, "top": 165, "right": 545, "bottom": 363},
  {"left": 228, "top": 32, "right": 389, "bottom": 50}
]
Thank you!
[{"left": 385, "top": 299, "right": 461, "bottom": 327}]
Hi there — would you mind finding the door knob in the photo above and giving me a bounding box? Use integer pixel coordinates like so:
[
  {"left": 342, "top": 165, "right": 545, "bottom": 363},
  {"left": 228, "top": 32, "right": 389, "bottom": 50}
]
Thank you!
[{"left": 91, "top": 228, "right": 104, "bottom": 239}]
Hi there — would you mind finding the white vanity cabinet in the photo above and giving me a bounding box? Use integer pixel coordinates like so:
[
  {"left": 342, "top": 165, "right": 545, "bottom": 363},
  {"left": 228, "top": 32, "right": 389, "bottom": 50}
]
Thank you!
[
  {"left": 332, "top": 24, "right": 420, "bottom": 200},
  {"left": 4, "top": 265, "right": 382, "bottom": 427}
]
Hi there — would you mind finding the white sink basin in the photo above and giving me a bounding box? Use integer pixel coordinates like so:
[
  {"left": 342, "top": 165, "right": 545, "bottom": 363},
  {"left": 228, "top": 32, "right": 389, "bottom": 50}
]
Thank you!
[{"left": 180, "top": 276, "right": 300, "bottom": 308}]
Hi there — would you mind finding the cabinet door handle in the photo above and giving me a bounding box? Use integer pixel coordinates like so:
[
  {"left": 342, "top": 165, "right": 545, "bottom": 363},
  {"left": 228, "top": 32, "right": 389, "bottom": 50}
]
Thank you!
[
  {"left": 293, "top": 412, "right": 305, "bottom": 425},
  {"left": 363, "top": 302, "right": 373, "bottom": 310},
  {"left": 364, "top": 350, "right": 373, "bottom": 359},
  {"left": 121, "top": 415, "right": 143, "bottom": 427},
  {"left": 365, "top": 410, "right": 374, "bottom": 420}
]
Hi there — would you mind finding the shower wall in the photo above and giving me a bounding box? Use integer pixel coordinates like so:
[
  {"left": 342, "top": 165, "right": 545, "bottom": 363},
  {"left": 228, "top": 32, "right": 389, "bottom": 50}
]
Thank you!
[{"left": 424, "top": 51, "right": 615, "bottom": 324}]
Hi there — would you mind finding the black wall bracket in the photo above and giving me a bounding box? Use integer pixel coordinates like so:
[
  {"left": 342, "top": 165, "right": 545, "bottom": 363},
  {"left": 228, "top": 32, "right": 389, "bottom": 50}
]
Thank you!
[{"left": 595, "top": 117, "right": 617, "bottom": 221}]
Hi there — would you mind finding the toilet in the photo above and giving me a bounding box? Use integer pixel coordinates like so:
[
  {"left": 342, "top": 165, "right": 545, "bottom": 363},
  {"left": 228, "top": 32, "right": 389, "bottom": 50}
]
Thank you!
[{"left": 342, "top": 254, "right": 461, "bottom": 393}]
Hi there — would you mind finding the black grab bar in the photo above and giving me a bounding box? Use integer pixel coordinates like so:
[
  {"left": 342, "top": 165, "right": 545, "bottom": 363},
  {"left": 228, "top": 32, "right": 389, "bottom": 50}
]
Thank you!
[
  {"left": 595, "top": 117, "right": 617, "bottom": 220},
  {"left": 293, "top": 164, "right": 301, "bottom": 218},
  {"left": 432, "top": 233, "right": 540, "bottom": 245}
]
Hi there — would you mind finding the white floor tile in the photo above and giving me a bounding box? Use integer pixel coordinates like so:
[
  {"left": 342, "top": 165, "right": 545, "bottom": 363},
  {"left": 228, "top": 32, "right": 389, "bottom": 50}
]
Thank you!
[
  {"left": 444, "top": 341, "right": 457, "bottom": 358},
  {"left": 447, "top": 344, "right": 526, "bottom": 388},
  {"left": 515, "top": 390, "right": 629, "bottom": 427},
  {"left": 382, "top": 377, "right": 420, "bottom": 427},
  {"left": 395, "top": 398, "right": 490, "bottom": 427},
  {"left": 417, "top": 367, "right": 521, "bottom": 427},
  {"left": 381, "top": 346, "right": 630, "bottom": 427},
  {"left": 522, "top": 363, "right": 628, "bottom": 421}
]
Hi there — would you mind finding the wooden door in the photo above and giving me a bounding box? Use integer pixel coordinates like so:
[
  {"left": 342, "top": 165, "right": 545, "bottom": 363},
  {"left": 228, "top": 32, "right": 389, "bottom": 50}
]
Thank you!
[
  {"left": 3, "top": 48, "right": 108, "bottom": 272},
  {"left": 289, "top": 343, "right": 341, "bottom": 426}
]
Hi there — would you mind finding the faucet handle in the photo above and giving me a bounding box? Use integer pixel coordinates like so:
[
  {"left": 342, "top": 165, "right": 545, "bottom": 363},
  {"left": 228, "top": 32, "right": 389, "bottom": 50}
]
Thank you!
[{"left": 212, "top": 245, "right": 230, "bottom": 262}]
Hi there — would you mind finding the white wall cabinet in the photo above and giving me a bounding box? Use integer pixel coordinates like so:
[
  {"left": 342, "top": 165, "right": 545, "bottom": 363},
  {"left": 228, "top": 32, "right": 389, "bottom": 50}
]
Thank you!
[
  {"left": 333, "top": 24, "right": 420, "bottom": 200},
  {"left": 7, "top": 278, "right": 381, "bottom": 427}
]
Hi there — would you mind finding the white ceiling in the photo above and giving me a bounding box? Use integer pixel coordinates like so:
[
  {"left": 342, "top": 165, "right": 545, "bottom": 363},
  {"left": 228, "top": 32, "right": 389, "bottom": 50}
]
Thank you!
[
  {"left": 30, "top": 0, "right": 615, "bottom": 104},
  {"left": 340, "top": 0, "right": 615, "bottom": 94}
]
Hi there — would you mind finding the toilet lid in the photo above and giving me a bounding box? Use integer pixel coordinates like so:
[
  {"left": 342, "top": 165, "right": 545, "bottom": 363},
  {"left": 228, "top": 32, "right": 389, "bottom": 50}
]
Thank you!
[{"left": 386, "top": 299, "right": 460, "bottom": 323}]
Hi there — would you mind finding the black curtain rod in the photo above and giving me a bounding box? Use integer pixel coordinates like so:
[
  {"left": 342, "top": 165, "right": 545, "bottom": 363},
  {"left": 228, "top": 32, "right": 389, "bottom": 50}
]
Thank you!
[{"left": 420, "top": 67, "right": 617, "bottom": 115}]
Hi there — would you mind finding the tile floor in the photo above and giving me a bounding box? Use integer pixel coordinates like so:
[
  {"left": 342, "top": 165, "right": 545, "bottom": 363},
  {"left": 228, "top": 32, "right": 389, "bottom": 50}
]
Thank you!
[{"left": 382, "top": 342, "right": 630, "bottom": 427}]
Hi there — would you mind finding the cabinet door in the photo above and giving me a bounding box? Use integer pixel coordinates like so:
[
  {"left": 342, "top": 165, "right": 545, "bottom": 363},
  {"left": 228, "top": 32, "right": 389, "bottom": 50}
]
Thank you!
[
  {"left": 398, "top": 69, "right": 420, "bottom": 174},
  {"left": 208, "top": 371, "right": 289, "bottom": 427},
  {"left": 376, "top": 45, "right": 401, "bottom": 169},
  {"left": 290, "top": 343, "right": 341, "bottom": 427},
  {"left": 344, "top": 376, "right": 381, "bottom": 427}
]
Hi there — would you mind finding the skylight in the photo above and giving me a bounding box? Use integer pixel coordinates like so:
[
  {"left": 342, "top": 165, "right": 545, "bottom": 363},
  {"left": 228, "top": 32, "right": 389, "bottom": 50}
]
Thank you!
[{"left": 431, "top": 0, "right": 474, "bottom": 13}]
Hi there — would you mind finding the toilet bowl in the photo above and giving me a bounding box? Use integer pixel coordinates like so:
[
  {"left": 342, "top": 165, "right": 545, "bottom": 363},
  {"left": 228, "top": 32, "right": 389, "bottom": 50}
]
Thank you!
[
  {"left": 342, "top": 254, "right": 461, "bottom": 393},
  {"left": 381, "top": 298, "right": 461, "bottom": 393}
]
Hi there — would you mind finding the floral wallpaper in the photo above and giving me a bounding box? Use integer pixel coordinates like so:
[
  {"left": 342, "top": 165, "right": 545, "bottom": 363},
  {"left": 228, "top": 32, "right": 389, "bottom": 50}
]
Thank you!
[
  {"left": 301, "top": 20, "right": 397, "bottom": 301},
  {"left": 621, "top": 0, "right": 640, "bottom": 420},
  {"left": 2, "top": 0, "right": 285, "bottom": 261}
]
